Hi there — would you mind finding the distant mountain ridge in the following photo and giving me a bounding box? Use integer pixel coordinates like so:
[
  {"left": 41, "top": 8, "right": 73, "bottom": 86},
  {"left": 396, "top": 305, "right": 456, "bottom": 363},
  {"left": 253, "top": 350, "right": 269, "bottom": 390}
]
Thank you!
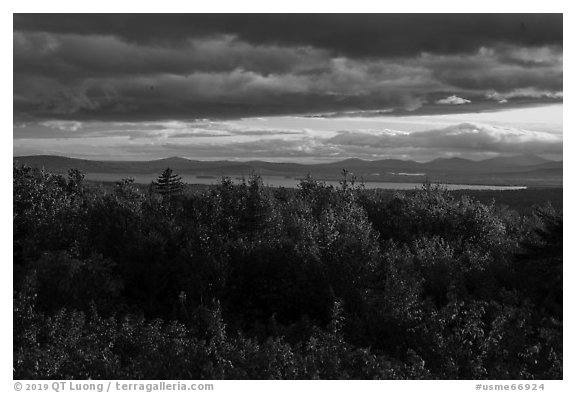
[{"left": 13, "top": 154, "right": 562, "bottom": 187}]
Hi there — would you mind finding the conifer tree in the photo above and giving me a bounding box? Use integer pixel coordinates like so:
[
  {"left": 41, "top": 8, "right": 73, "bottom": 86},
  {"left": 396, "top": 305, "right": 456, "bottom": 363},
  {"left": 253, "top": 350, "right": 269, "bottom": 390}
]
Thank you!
[{"left": 153, "top": 167, "right": 184, "bottom": 197}]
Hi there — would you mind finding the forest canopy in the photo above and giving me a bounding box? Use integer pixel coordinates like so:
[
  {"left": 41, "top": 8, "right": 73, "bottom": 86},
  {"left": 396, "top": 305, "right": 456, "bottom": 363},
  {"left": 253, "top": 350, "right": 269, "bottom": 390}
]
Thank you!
[{"left": 13, "top": 165, "right": 562, "bottom": 379}]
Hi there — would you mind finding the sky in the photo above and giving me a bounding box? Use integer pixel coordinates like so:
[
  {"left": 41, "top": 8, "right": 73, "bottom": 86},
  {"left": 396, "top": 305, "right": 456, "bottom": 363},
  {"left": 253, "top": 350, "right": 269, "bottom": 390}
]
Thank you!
[{"left": 13, "top": 14, "right": 563, "bottom": 162}]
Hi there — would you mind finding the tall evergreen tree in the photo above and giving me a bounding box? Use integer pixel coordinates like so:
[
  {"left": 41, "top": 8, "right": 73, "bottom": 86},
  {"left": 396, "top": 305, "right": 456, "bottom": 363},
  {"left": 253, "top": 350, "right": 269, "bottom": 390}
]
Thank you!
[{"left": 153, "top": 168, "right": 184, "bottom": 197}]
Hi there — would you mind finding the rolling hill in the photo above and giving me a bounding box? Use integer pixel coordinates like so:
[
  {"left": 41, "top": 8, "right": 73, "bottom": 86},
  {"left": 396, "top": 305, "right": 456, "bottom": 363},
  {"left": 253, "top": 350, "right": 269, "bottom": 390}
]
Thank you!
[{"left": 13, "top": 154, "right": 563, "bottom": 187}]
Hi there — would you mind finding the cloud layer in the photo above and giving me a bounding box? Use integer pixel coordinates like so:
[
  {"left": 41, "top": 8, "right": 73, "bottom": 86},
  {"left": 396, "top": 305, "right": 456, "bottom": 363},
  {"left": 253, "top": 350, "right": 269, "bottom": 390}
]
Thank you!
[
  {"left": 13, "top": 117, "right": 563, "bottom": 162},
  {"left": 14, "top": 14, "right": 562, "bottom": 123},
  {"left": 14, "top": 14, "right": 562, "bottom": 58},
  {"left": 327, "top": 123, "right": 562, "bottom": 155},
  {"left": 13, "top": 15, "right": 563, "bottom": 162}
]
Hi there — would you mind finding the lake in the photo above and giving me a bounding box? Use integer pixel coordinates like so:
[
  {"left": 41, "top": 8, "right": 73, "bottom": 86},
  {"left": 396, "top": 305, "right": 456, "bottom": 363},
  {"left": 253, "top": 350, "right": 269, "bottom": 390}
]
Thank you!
[{"left": 84, "top": 173, "right": 527, "bottom": 191}]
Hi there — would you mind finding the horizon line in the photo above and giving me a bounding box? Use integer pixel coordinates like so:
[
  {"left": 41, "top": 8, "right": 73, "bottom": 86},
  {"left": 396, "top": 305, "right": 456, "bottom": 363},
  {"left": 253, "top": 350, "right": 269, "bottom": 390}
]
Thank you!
[{"left": 12, "top": 153, "right": 562, "bottom": 165}]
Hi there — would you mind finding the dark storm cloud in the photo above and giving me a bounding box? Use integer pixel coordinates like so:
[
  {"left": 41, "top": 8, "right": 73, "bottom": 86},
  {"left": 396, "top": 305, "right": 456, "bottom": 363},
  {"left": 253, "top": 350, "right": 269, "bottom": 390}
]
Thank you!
[
  {"left": 12, "top": 65, "right": 439, "bottom": 121},
  {"left": 424, "top": 47, "right": 563, "bottom": 92},
  {"left": 13, "top": 14, "right": 563, "bottom": 123},
  {"left": 13, "top": 32, "right": 330, "bottom": 79},
  {"left": 14, "top": 14, "right": 562, "bottom": 58}
]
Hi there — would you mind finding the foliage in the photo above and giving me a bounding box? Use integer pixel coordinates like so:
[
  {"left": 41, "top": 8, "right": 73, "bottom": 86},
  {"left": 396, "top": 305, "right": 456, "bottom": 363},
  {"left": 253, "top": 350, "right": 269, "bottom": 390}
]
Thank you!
[{"left": 13, "top": 164, "right": 562, "bottom": 379}]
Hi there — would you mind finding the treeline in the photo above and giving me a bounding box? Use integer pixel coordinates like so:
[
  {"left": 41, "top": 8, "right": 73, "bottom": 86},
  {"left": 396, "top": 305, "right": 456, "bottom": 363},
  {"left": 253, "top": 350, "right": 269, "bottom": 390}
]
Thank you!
[{"left": 13, "top": 165, "right": 562, "bottom": 379}]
